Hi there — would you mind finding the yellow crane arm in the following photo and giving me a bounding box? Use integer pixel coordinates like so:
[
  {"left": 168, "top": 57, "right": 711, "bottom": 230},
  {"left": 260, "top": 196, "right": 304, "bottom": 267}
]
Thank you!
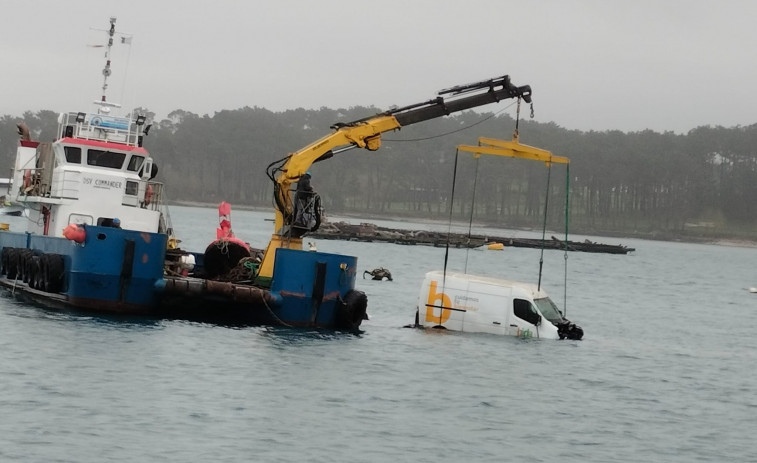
[
  {"left": 271, "top": 115, "right": 400, "bottom": 233},
  {"left": 258, "top": 75, "right": 533, "bottom": 283}
]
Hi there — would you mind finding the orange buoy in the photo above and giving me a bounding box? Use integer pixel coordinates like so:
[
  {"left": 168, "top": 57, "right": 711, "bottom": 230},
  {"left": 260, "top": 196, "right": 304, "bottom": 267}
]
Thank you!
[{"left": 63, "top": 223, "right": 86, "bottom": 243}]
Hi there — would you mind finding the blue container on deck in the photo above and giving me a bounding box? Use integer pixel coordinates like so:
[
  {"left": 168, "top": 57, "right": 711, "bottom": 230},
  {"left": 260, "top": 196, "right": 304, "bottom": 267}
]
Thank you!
[{"left": 270, "top": 248, "right": 358, "bottom": 327}]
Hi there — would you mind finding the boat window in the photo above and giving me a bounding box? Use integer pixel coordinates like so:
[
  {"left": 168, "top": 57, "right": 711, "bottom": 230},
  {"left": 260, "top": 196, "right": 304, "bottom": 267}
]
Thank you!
[
  {"left": 64, "top": 146, "right": 82, "bottom": 164},
  {"left": 87, "top": 149, "right": 126, "bottom": 169},
  {"left": 127, "top": 155, "right": 145, "bottom": 172},
  {"left": 97, "top": 217, "right": 121, "bottom": 228},
  {"left": 514, "top": 298, "right": 541, "bottom": 326},
  {"left": 68, "top": 213, "right": 93, "bottom": 225},
  {"left": 125, "top": 181, "right": 138, "bottom": 196},
  {"left": 534, "top": 297, "right": 564, "bottom": 324}
]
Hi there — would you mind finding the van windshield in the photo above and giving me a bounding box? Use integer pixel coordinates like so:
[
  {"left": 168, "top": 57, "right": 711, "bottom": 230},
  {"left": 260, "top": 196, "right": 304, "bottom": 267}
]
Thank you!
[{"left": 534, "top": 297, "right": 563, "bottom": 324}]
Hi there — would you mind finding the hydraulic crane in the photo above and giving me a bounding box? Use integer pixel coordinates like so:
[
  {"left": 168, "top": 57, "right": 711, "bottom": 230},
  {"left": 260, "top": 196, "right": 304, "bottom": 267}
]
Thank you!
[{"left": 258, "top": 74, "right": 533, "bottom": 283}]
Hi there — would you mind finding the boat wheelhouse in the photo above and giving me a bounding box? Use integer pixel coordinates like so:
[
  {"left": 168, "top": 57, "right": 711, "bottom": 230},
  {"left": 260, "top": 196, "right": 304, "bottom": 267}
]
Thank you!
[
  {"left": 14, "top": 111, "right": 166, "bottom": 236},
  {"left": 0, "top": 17, "right": 171, "bottom": 314}
]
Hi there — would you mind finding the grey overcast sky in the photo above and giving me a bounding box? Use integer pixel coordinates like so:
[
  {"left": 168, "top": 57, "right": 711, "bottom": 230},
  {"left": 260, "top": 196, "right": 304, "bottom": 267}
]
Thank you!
[{"left": 2, "top": 0, "right": 755, "bottom": 133}]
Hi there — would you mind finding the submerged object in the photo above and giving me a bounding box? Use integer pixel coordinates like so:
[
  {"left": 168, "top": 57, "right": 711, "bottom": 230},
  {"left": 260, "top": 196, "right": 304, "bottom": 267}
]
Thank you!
[
  {"left": 415, "top": 271, "right": 583, "bottom": 340},
  {"left": 411, "top": 135, "right": 583, "bottom": 340},
  {"left": 363, "top": 267, "right": 393, "bottom": 281}
]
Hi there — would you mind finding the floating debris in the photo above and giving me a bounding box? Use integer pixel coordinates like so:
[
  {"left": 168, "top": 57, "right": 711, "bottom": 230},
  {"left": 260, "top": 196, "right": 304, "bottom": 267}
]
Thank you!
[{"left": 363, "top": 267, "right": 393, "bottom": 281}]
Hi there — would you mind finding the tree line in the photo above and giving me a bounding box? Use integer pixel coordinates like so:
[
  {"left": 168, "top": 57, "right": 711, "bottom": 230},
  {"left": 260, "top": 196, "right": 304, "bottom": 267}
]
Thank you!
[{"left": 2, "top": 107, "right": 756, "bottom": 241}]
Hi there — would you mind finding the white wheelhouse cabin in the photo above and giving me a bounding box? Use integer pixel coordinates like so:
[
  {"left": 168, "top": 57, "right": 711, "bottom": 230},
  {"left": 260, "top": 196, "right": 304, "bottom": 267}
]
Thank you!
[{"left": 12, "top": 111, "right": 166, "bottom": 236}]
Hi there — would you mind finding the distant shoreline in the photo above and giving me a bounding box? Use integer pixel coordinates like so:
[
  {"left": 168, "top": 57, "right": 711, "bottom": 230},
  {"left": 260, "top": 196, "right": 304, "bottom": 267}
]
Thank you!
[{"left": 169, "top": 200, "right": 757, "bottom": 249}]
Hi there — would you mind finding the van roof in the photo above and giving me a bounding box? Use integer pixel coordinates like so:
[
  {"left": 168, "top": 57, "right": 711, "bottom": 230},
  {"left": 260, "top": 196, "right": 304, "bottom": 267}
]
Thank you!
[{"left": 425, "top": 270, "right": 549, "bottom": 298}]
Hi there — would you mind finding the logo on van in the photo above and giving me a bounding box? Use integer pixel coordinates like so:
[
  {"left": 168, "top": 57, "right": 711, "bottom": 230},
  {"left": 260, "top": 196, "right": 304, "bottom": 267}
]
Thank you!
[{"left": 425, "top": 280, "right": 451, "bottom": 324}]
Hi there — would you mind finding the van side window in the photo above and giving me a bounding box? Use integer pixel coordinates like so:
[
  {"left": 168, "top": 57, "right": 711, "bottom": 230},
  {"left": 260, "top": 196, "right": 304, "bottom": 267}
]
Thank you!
[{"left": 514, "top": 298, "right": 541, "bottom": 325}]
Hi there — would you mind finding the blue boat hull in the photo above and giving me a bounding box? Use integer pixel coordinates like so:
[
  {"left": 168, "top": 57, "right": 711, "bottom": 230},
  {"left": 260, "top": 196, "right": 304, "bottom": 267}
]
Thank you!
[
  {"left": 0, "top": 225, "right": 167, "bottom": 314},
  {"left": 157, "top": 248, "right": 367, "bottom": 330},
  {"left": 0, "top": 229, "right": 367, "bottom": 330},
  {"left": 270, "top": 248, "right": 362, "bottom": 328}
]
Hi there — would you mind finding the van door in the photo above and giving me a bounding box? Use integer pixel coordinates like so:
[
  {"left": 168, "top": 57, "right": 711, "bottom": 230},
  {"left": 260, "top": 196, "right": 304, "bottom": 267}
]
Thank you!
[
  {"left": 462, "top": 289, "right": 506, "bottom": 335},
  {"left": 511, "top": 298, "right": 541, "bottom": 338}
]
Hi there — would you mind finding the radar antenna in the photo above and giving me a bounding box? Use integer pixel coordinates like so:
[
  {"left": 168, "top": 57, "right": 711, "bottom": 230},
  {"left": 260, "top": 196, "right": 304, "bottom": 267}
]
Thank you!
[{"left": 93, "top": 17, "right": 122, "bottom": 114}]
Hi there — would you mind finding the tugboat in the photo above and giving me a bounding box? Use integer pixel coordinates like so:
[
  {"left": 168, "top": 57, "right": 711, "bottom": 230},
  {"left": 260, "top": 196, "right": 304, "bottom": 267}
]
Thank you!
[
  {"left": 0, "top": 17, "right": 171, "bottom": 314},
  {"left": 0, "top": 17, "right": 367, "bottom": 329},
  {"left": 0, "top": 17, "right": 367, "bottom": 331}
]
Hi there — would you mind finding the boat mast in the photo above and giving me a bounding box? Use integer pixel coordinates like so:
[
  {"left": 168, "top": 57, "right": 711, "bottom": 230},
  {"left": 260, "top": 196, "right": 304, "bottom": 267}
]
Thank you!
[{"left": 94, "top": 17, "right": 121, "bottom": 114}]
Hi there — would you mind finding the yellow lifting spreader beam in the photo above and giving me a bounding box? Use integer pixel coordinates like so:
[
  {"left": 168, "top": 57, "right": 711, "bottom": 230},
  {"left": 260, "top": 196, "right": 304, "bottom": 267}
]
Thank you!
[{"left": 457, "top": 135, "right": 569, "bottom": 165}]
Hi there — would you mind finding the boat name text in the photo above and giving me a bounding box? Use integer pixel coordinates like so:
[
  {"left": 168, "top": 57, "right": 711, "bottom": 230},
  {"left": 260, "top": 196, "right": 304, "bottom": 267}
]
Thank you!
[{"left": 82, "top": 177, "right": 123, "bottom": 190}]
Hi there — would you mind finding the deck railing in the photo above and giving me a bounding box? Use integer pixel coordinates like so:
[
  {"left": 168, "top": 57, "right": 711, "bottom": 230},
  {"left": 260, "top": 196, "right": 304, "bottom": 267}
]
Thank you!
[{"left": 57, "top": 112, "right": 145, "bottom": 147}]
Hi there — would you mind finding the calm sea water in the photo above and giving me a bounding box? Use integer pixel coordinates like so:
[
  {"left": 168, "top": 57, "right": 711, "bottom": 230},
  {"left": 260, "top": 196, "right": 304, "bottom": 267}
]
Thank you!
[{"left": 1, "top": 205, "right": 756, "bottom": 462}]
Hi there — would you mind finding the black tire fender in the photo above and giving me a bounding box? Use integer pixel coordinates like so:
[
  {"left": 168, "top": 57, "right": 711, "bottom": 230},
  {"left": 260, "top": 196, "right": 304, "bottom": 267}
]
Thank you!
[
  {"left": 20, "top": 249, "right": 34, "bottom": 283},
  {"left": 39, "top": 254, "right": 50, "bottom": 292},
  {"left": 30, "top": 255, "right": 41, "bottom": 290},
  {"left": 1, "top": 247, "right": 8, "bottom": 275},
  {"left": 6, "top": 248, "right": 18, "bottom": 280},
  {"left": 336, "top": 290, "right": 368, "bottom": 332},
  {"left": 44, "top": 254, "right": 65, "bottom": 293}
]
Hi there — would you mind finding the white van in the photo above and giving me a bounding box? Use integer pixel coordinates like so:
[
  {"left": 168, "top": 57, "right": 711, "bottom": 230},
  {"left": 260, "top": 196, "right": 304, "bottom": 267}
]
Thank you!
[{"left": 415, "top": 270, "right": 583, "bottom": 340}]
